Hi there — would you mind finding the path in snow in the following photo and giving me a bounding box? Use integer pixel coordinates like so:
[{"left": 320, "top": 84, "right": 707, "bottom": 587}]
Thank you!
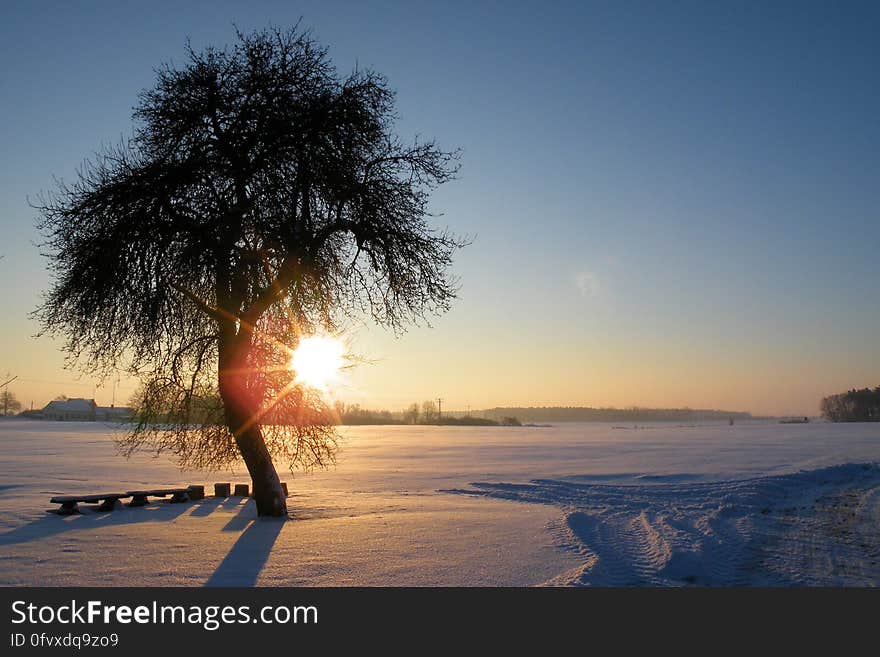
[{"left": 444, "top": 463, "right": 880, "bottom": 586}]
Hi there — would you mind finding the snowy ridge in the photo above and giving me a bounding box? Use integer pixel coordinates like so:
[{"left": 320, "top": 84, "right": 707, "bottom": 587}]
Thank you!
[{"left": 443, "top": 463, "right": 880, "bottom": 586}]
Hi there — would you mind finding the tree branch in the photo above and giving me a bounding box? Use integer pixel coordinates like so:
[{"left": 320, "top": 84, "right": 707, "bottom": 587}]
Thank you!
[{"left": 169, "top": 281, "right": 228, "bottom": 323}]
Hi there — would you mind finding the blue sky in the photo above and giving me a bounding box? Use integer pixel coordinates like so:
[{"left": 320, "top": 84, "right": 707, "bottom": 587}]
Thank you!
[{"left": 1, "top": 1, "right": 878, "bottom": 415}]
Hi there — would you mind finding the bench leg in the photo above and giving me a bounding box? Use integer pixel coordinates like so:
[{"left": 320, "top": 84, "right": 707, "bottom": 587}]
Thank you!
[
  {"left": 128, "top": 495, "right": 149, "bottom": 507},
  {"left": 57, "top": 501, "right": 80, "bottom": 515},
  {"left": 97, "top": 498, "right": 120, "bottom": 512},
  {"left": 170, "top": 491, "right": 190, "bottom": 503}
]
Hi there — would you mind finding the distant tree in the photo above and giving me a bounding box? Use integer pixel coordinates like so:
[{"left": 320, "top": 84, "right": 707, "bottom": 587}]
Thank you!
[
  {"left": 1, "top": 390, "right": 22, "bottom": 416},
  {"left": 34, "top": 26, "right": 463, "bottom": 516},
  {"left": 403, "top": 402, "right": 420, "bottom": 424},
  {"left": 422, "top": 400, "right": 437, "bottom": 423},
  {"left": 53, "top": 394, "right": 69, "bottom": 402},
  {"left": 821, "top": 387, "right": 880, "bottom": 422}
]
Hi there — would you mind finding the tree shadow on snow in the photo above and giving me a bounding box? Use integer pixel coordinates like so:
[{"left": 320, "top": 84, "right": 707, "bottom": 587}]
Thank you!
[
  {"left": 205, "top": 516, "right": 286, "bottom": 587},
  {"left": 188, "top": 495, "right": 247, "bottom": 518}
]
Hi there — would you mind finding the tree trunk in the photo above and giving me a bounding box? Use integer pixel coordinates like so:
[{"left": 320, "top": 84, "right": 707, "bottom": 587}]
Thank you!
[
  {"left": 218, "top": 339, "right": 288, "bottom": 518},
  {"left": 244, "top": 443, "right": 285, "bottom": 516}
]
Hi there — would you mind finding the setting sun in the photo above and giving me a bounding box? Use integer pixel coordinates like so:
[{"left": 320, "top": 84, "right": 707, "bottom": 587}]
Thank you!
[{"left": 289, "top": 335, "right": 346, "bottom": 389}]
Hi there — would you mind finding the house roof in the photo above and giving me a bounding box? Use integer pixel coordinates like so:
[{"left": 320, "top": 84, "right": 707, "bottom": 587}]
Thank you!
[{"left": 43, "top": 398, "right": 97, "bottom": 413}]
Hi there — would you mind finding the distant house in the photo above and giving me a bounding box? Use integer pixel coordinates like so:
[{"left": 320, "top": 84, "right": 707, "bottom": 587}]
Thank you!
[
  {"left": 42, "top": 398, "right": 97, "bottom": 421},
  {"left": 40, "top": 398, "right": 134, "bottom": 422},
  {"left": 95, "top": 405, "right": 134, "bottom": 422}
]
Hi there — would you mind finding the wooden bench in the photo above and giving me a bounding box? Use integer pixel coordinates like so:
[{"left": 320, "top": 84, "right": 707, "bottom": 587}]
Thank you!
[
  {"left": 49, "top": 493, "right": 130, "bottom": 515},
  {"left": 125, "top": 488, "right": 191, "bottom": 506}
]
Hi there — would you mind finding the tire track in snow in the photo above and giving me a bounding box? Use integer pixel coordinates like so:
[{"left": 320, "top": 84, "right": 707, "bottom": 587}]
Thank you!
[{"left": 442, "top": 463, "right": 880, "bottom": 586}]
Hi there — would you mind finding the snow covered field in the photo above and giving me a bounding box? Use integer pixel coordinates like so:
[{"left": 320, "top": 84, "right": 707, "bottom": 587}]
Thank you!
[{"left": 1, "top": 419, "right": 879, "bottom": 586}]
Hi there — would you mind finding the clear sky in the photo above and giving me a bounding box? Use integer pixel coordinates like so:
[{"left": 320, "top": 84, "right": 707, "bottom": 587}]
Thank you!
[{"left": 1, "top": 1, "right": 878, "bottom": 416}]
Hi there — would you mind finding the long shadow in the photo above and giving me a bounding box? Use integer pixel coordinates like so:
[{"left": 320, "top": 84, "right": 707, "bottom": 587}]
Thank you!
[
  {"left": 0, "top": 500, "right": 199, "bottom": 547},
  {"left": 205, "top": 517, "right": 286, "bottom": 587},
  {"left": 221, "top": 502, "right": 256, "bottom": 531},
  {"left": 188, "top": 496, "right": 245, "bottom": 518}
]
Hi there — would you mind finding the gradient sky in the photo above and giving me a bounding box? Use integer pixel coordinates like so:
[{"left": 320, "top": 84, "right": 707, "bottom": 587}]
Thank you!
[{"left": 1, "top": 1, "right": 878, "bottom": 416}]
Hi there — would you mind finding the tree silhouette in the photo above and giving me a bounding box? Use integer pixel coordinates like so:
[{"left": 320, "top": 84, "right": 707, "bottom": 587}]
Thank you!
[
  {"left": 821, "top": 386, "right": 880, "bottom": 422},
  {"left": 34, "top": 26, "right": 463, "bottom": 516},
  {"left": 421, "top": 399, "right": 437, "bottom": 423},
  {"left": 1, "top": 390, "right": 22, "bottom": 416}
]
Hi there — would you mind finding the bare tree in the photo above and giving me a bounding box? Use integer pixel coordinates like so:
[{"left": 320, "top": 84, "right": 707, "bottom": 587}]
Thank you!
[
  {"left": 403, "top": 402, "right": 420, "bottom": 424},
  {"left": 421, "top": 400, "right": 437, "bottom": 423},
  {"left": 34, "top": 26, "right": 463, "bottom": 516},
  {"left": 1, "top": 390, "right": 22, "bottom": 416}
]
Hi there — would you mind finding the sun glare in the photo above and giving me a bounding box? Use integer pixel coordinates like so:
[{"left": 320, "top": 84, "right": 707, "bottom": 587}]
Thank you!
[{"left": 290, "top": 335, "right": 346, "bottom": 390}]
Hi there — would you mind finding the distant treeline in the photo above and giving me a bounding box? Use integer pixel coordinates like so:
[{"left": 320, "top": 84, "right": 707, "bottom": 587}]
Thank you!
[
  {"left": 128, "top": 393, "right": 521, "bottom": 427},
  {"left": 333, "top": 402, "right": 519, "bottom": 426},
  {"left": 279, "top": 402, "right": 750, "bottom": 426},
  {"left": 132, "top": 394, "right": 759, "bottom": 427},
  {"left": 820, "top": 387, "right": 880, "bottom": 422},
  {"left": 475, "top": 406, "right": 753, "bottom": 423}
]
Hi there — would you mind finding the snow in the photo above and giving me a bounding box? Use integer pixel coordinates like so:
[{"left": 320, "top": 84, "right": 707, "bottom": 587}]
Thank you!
[{"left": 1, "top": 419, "right": 879, "bottom": 586}]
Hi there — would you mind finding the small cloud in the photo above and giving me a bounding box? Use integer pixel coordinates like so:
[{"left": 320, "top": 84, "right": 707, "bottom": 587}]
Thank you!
[{"left": 574, "top": 270, "right": 602, "bottom": 298}]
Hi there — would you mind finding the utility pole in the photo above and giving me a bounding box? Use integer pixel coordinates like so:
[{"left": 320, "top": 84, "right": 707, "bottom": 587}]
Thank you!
[{"left": 436, "top": 397, "right": 443, "bottom": 423}]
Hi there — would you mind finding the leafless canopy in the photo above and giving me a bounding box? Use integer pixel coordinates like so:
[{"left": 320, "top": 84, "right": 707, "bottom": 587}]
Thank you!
[{"left": 33, "top": 26, "right": 464, "bottom": 472}]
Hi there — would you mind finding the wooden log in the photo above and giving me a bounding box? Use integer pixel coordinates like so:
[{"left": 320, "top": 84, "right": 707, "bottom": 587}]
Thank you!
[
  {"left": 233, "top": 483, "right": 249, "bottom": 497},
  {"left": 214, "top": 483, "right": 231, "bottom": 497},
  {"left": 50, "top": 495, "right": 80, "bottom": 503},
  {"left": 125, "top": 488, "right": 189, "bottom": 504},
  {"left": 187, "top": 485, "right": 205, "bottom": 501},
  {"left": 50, "top": 493, "right": 129, "bottom": 513},
  {"left": 129, "top": 488, "right": 183, "bottom": 496},
  {"left": 51, "top": 493, "right": 128, "bottom": 503}
]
